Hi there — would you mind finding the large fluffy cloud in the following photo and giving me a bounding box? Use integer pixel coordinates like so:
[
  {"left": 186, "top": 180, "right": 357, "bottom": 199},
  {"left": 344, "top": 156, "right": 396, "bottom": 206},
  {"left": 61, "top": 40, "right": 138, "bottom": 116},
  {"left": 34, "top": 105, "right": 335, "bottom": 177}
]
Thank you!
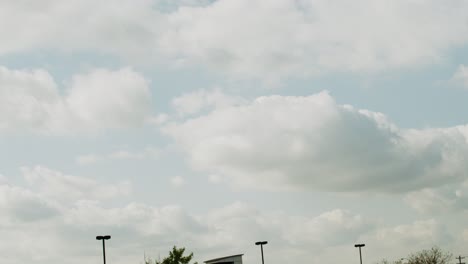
[
  {"left": 0, "top": 0, "right": 163, "bottom": 58},
  {"left": 133, "top": 0, "right": 468, "bottom": 81},
  {"left": 0, "top": 166, "right": 368, "bottom": 264},
  {"left": 1, "top": 1, "right": 468, "bottom": 80},
  {"left": 0, "top": 66, "right": 152, "bottom": 134},
  {"left": 164, "top": 92, "right": 468, "bottom": 192},
  {"left": 0, "top": 166, "right": 461, "bottom": 264},
  {"left": 158, "top": 0, "right": 468, "bottom": 80}
]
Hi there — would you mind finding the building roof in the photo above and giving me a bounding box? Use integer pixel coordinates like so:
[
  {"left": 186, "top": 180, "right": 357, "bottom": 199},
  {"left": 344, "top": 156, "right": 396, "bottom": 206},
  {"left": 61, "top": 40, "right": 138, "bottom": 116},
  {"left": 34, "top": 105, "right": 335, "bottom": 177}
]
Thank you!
[{"left": 204, "top": 254, "right": 244, "bottom": 263}]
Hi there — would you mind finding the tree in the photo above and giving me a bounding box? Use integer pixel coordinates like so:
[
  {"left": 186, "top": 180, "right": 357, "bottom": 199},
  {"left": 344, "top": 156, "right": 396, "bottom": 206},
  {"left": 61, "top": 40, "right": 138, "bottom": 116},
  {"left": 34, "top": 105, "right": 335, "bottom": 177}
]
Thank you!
[
  {"left": 145, "top": 246, "right": 198, "bottom": 264},
  {"left": 375, "top": 247, "right": 452, "bottom": 264},
  {"left": 376, "top": 258, "right": 405, "bottom": 264},
  {"left": 406, "top": 247, "right": 452, "bottom": 264}
]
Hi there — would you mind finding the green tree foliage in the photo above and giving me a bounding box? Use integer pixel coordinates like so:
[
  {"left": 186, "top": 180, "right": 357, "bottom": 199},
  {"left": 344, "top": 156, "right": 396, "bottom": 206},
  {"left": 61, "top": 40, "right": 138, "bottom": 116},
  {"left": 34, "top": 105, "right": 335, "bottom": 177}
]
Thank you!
[
  {"left": 145, "top": 246, "right": 198, "bottom": 264},
  {"left": 376, "top": 247, "right": 452, "bottom": 264}
]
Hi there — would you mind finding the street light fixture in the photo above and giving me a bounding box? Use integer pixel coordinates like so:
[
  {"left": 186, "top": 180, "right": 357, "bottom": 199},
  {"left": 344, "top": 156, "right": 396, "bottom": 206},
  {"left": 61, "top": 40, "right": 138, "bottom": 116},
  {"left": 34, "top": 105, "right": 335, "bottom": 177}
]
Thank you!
[
  {"left": 96, "top": 235, "right": 111, "bottom": 264},
  {"left": 255, "top": 241, "right": 268, "bottom": 264},
  {"left": 354, "top": 244, "right": 365, "bottom": 264}
]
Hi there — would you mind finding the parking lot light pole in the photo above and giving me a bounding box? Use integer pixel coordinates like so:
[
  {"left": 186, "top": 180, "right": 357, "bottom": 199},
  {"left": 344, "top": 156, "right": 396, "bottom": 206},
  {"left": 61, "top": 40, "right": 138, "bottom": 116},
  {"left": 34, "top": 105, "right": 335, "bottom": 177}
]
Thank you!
[
  {"left": 354, "top": 243, "right": 365, "bottom": 264},
  {"left": 96, "top": 235, "right": 111, "bottom": 264},
  {"left": 255, "top": 241, "right": 268, "bottom": 264}
]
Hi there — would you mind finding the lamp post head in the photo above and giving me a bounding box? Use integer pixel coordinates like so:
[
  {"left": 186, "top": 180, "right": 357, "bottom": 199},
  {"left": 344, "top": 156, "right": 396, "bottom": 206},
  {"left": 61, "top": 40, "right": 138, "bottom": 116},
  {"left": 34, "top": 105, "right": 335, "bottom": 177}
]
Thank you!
[
  {"left": 255, "top": 241, "right": 268, "bottom": 245},
  {"left": 354, "top": 244, "right": 365, "bottom": 248},
  {"left": 96, "top": 235, "right": 111, "bottom": 240}
]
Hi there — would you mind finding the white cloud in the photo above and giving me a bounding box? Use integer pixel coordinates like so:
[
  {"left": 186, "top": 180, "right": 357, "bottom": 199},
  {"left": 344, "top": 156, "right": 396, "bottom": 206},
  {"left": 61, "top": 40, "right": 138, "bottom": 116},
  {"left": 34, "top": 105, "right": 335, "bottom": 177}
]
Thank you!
[
  {"left": 172, "top": 89, "right": 246, "bottom": 117},
  {"left": 64, "top": 201, "right": 203, "bottom": 236},
  {"left": 373, "top": 220, "right": 453, "bottom": 258},
  {"left": 405, "top": 189, "right": 456, "bottom": 214},
  {"left": 0, "top": 169, "right": 135, "bottom": 264},
  {"left": 3, "top": 170, "right": 374, "bottom": 264},
  {"left": 0, "top": 66, "right": 64, "bottom": 133},
  {"left": 0, "top": 169, "right": 371, "bottom": 264},
  {"left": 404, "top": 179, "right": 468, "bottom": 213},
  {"left": 20, "top": 166, "right": 132, "bottom": 202},
  {"left": 75, "top": 154, "right": 102, "bottom": 165},
  {"left": 451, "top": 64, "right": 468, "bottom": 88},
  {"left": 196, "top": 202, "right": 374, "bottom": 263},
  {"left": 361, "top": 219, "right": 453, "bottom": 262},
  {"left": 1, "top": 1, "right": 468, "bottom": 81},
  {"left": 76, "top": 147, "right": 160, "bottom": 165},
  {"left": 109, "top": 150, "right": 145, "bottom": 160},
  {"left": 208, "top": 174, "right": 223, "bottom": 183},
  {"left": 0, "top": 0, "right": 164, "bottom": 59},
  {"left": 164, "top": 92, "right": 468, "bottom": 192},
  {"left": 0, "top": 173, "right": 8, "bottom": 184},
  {"left": 0, "top": 184, "right": 58, "bottom": 223},
  {"left": 65, "top": 67, "right": 152, "bottom": 131},
  {"left": 0, "top": 66, "right": 152, "bottom": 134},
  {"left": 0, "top": 171, "right": 458, "bottom": 264},
  {"left": 159, "top": 0, "right": 468, "bottom": 81},
  {"left": 171, "top": 176, "right": 187, "bottom": 187},
  {"left": 147, "top": 113, "right": 170, "bottom": 126},
  {"left": 281, "top": 209, "right": 369, "bottom": 247},
  {"left": 156, "top": 0, "right": 214, "bottom": 12},
  {"left": 375, "top": 220, "right": 449, "bottom": 244}
]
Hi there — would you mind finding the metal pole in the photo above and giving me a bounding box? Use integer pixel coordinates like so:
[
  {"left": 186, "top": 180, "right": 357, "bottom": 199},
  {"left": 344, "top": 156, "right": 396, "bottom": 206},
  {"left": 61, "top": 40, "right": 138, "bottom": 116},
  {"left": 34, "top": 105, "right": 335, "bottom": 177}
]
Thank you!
[
  {"left": 260, "top": 244, "right": 265, "bottom": 264},
  {"left": 96, "top": 235, "right": 111, "bottom": 264},
  {"left": 359, "top": 247, "right": 362, "bottom": 264},
  {"left": 354, "top": 244, "right": 365, "bottom": 264},
  {"left": 255, "top": 241, "right": 267, "bottom": 264},
  {"left": 102, "top": 239, "right": 106, "bottom": 264}
]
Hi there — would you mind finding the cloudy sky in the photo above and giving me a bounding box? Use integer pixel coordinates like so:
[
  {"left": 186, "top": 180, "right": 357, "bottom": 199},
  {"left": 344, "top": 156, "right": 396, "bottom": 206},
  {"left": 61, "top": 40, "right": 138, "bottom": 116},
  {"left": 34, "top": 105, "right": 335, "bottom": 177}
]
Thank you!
[{"left": 1, "top": 0, "right": 468, "bottom": 263}]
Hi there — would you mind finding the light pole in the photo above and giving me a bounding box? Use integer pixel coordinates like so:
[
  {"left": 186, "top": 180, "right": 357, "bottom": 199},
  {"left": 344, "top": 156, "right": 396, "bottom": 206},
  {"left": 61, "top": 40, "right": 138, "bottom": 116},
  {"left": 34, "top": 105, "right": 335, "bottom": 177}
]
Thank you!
[
  {"left": 354, "top": 243, "right": 365, "bottom": 264},
  {"left": 255, "top": 241, "right": 268, "bottom": 264},
  {"left": 456, "top": 256, "right": 466, "bottom": 264},
  {"left": 96, "top": 235, "right": 111, "bottom": 264}
]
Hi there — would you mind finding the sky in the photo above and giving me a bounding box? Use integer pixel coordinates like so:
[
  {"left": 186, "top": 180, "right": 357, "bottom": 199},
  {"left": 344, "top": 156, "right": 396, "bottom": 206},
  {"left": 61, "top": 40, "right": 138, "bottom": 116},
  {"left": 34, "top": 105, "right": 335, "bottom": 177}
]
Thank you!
[{"left": 1, "top": 0, "right": 468, "bottom": 264}]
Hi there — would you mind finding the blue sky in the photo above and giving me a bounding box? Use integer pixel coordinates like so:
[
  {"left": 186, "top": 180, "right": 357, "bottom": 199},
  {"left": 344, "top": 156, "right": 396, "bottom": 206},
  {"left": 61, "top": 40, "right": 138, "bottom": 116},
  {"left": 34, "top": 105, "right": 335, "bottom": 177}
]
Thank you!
[{"left": 1, "top": 1, "right": 468, "bottom": 264}]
